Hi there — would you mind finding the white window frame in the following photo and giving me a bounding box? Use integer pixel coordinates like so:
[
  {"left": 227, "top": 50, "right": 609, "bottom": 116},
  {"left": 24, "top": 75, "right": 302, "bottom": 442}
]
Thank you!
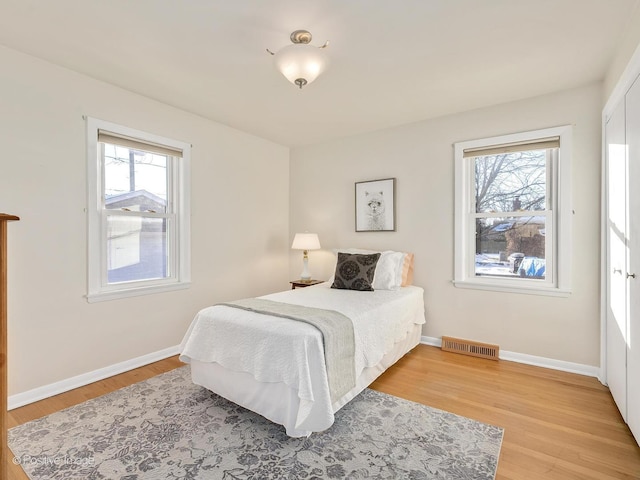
[
  {"left": 453, "top": 125, "right": 572, "bottom": 297},
  {"left": 86, "top": 117, "right": 191, "bottom": 302}
]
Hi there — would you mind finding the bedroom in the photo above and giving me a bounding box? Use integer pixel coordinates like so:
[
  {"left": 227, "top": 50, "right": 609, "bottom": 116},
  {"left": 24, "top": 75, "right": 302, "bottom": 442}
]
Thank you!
[{"left": 1, "top": 0, "right": 640, "bottom": 478}]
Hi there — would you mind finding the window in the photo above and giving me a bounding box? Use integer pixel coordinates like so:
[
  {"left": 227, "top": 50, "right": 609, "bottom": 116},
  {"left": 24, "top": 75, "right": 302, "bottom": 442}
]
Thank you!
[
  {"left": 86, "top": 117, "right": 191, "bottom": 302},
  {"left": 454, "top": 126, "right": 572, "bottom": 296}
]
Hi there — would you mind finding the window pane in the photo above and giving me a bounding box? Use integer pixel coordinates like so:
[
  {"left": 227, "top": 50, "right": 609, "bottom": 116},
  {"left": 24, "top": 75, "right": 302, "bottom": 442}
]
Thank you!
[
  {"left": 103, "top": 144, "right": 168, "bottom": 213},
  {"left": 474, "top": 150, "right": 548, "bottom": 213},
  {"left": 475, "top": 216, "right": 546, "bottom": 279},
  {"left": 106, "top": 216, "right": 169, "bottom": 284}
]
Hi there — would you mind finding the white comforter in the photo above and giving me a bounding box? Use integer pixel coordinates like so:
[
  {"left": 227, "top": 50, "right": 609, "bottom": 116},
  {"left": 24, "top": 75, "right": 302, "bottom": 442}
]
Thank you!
[{"left": 179, "top": 283, "right": 425, "bottom": 432}]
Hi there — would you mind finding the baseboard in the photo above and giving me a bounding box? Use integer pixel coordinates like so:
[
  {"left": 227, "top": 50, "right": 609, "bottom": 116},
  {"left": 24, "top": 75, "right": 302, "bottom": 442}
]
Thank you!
[
  {"left": 420, "top": 336, "right": 599, "bottom": 378},
  {"left": 8, "top": 345, "right": 181, "bottom": 410},
  {"left": 9, "top": 338, "right": 599, "bottom": 410}
]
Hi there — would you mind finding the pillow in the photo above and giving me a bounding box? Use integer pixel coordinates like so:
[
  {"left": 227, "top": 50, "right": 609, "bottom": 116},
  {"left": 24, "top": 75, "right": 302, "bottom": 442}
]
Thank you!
[
  {"left": 373, "top": 251, "right": 405, "bottom": 290},
  {"left": 331, "top": 252, "right": 381, "bottom": 291},
  {"left": 332, "top": 248, "right": 408, "bottom": 290},
  {"left": 400, "top": 252, "right": 415, "bottom": 286}
]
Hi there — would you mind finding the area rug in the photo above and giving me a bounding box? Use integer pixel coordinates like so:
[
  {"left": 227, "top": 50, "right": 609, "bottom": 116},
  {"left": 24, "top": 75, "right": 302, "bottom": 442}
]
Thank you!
[{"left": 9, "top": 366, "right": 503, "bottom": 479}]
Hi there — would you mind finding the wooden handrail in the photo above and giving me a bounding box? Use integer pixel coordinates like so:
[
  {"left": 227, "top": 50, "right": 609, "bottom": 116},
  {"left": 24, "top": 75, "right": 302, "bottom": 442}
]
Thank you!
[{"left": 1, "top": 213, "right": 19, "bottom": 479}]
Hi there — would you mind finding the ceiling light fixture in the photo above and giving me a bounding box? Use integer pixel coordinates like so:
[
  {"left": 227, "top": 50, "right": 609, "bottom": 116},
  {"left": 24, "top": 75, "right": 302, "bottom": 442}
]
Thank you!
[{"left": 267, "top": 30, "right": 329, "bottom": 89}]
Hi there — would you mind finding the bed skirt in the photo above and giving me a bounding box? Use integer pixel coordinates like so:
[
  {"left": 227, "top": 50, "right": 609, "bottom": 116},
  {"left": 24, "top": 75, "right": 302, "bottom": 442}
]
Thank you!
[{"left": 189, "top": 322, "right": 422, "bottom": 437}]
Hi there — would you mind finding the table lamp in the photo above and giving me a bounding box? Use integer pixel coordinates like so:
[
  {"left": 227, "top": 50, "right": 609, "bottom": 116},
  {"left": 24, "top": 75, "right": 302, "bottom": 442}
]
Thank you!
[{"left": 291, "top": 233, "right": 321, "bottom": 281}]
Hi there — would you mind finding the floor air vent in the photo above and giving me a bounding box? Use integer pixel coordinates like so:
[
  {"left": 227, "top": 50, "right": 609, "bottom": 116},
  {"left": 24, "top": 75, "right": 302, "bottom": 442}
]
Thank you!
[{"left": 441, "top": 336, "right": 500, "bottom": 361}]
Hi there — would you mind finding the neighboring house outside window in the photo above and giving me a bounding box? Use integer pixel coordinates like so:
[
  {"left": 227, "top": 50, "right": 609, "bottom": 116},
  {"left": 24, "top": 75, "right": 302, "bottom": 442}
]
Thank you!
[
  {"left": 86, "top": 117, "right": 191, "bottom": 302},
  {"left": 453, "top": 126, "right": 572, "bottom": 296}
]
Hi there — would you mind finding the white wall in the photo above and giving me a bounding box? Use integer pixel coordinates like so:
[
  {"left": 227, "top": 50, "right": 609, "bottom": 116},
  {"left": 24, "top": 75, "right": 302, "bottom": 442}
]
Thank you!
[
  {"left": 0, "top": 46, "right": 290, "bottom": 395},
  {"left": 290, "top": 83, "right": 602, "bottom": 366},
  {"left": 604, "top": 3, "right": 640, "bottom": 101}
]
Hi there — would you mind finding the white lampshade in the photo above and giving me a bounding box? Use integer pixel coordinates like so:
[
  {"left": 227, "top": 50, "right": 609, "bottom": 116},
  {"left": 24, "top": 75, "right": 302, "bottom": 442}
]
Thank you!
[
  {"left": 274, "top": 44, "right": 329, "bottom": 88},
  {"left": 291, "top": 233, "right": 321, "bottom": 251}
]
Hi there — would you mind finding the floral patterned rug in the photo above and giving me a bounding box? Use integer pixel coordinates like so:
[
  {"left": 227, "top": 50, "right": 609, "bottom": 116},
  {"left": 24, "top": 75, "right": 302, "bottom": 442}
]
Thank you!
[{"left": 9, "top": 366, "right": 503, "bottom": 479}]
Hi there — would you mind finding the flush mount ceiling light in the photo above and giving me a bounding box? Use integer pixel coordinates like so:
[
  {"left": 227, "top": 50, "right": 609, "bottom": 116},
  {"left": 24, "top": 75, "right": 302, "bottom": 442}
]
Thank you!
[{"left": 267, "top": 30, "right": 329, "bottom": 89}]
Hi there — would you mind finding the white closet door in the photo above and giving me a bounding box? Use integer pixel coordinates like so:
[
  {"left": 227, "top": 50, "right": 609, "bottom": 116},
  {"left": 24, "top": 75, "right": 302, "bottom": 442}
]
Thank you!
[
  {"left": 606, "top": 98, "right": 628, "bottom": 421},
  {"left": 626, "top": 76, "right": 640, "bottom": 443}
]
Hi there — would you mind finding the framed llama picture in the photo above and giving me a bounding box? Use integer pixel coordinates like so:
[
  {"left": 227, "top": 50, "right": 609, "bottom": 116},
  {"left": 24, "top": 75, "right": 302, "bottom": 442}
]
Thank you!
[{"left": 355, "top": 178, "right": 396, "bottom": 232}]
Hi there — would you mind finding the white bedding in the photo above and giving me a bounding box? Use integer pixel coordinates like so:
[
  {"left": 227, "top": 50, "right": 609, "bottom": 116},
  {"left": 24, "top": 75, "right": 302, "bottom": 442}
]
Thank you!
[{"left": 179, "top": 282, "right": 425, "bottom": 435}]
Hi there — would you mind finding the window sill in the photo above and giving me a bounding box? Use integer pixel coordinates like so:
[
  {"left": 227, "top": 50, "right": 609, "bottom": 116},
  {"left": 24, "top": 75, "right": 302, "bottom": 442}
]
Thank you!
[
  {"left": 86, "top": 281, "right": 191, "bottom": 303},
  {"left": 453, "top": 280, "right": 571, "bottom": 297}
]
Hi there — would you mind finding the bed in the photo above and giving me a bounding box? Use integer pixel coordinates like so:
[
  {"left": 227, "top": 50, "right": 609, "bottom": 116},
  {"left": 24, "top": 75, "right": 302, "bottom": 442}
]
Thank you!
[{"left": 179, "top": 250, "right": 425, "bottom": 437}]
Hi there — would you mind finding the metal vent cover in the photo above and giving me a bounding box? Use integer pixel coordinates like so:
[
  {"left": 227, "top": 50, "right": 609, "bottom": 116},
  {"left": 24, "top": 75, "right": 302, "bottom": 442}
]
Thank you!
[{"left": 441, "top": 336, "right": 500, "bottom": 361}]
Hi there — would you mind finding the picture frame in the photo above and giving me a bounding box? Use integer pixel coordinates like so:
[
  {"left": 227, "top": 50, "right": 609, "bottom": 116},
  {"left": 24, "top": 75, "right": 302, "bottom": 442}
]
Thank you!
[{"left": 355, "top": 178, "right": 396, "bottom": 232}]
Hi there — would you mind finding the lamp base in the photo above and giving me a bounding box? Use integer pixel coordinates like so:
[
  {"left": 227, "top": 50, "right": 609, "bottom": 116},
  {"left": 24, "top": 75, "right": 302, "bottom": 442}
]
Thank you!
[{"left": 300, "top": 254, "right": 311, "bottom": 280}]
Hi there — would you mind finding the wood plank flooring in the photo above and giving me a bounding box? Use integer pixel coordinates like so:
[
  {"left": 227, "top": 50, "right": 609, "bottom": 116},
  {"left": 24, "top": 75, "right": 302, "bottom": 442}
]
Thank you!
[{"left": 7, "top": 345, "right": 640, "bottom": 479}]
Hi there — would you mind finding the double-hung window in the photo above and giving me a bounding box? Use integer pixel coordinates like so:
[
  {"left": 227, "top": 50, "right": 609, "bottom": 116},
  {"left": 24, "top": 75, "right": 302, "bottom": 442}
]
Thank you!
[
  {"left": 454, "top": 126, "right": 572, "bottom": 296},
  {"left": 86, "top": 117, "right": 191, "bottom": 302}
]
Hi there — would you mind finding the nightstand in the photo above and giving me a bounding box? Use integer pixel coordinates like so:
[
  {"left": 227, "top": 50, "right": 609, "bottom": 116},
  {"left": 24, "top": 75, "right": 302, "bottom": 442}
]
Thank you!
[{"left": 290, "top": 279, "right": 324, "bottom": 289}]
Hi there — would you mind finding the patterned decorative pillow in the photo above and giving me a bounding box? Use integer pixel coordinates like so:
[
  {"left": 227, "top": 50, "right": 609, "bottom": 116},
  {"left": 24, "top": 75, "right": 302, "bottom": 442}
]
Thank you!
[{"left": 331, "top": 252, "right": 381, "bottom": 291}]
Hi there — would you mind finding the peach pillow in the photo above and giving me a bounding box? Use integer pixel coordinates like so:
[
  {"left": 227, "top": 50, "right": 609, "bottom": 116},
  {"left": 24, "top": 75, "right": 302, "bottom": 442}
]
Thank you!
[{"left": 400, "top": 253, "right": 414, "bottom": 286}]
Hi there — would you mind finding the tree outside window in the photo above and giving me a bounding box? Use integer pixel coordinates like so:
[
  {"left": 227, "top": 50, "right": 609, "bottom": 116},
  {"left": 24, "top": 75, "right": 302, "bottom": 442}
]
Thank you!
[{"left": 473, "top": 149, "right": 549, "bottom": 279}]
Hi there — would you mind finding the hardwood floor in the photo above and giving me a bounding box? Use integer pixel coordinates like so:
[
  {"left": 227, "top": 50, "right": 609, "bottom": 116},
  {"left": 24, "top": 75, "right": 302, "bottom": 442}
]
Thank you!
[{"left": 6, "top": 345, "right": 640, "bottom": 479}]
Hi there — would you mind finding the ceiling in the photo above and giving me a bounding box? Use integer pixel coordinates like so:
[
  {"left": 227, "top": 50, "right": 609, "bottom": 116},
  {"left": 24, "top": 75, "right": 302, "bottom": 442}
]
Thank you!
[{"left": 0, "top": 0, "right": 637, "bottom": 147}]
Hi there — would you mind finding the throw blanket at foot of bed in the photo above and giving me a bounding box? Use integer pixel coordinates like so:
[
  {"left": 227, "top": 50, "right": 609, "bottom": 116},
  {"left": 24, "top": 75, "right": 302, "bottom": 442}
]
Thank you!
[{"left": 219, "top": 298, "right": 356, "bottom": 402}]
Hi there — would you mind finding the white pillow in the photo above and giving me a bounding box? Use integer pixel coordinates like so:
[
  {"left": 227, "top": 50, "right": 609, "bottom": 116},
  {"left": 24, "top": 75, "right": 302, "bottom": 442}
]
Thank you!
[{"left": 332, "top": 249, "right": 406, "bottom": 290}]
